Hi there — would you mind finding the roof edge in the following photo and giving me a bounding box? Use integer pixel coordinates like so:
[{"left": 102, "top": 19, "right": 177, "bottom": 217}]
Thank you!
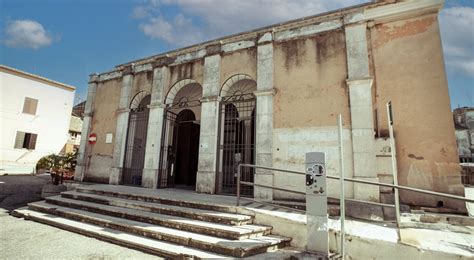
[{"left": 0, "top": 65, "right": 76, "bottom": 92}]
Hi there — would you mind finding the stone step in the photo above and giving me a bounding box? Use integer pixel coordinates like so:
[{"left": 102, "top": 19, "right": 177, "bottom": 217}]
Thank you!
[
  {"left": 76, "top": 186, "right": 235, "bottom": 213},
  {"left": 13, "top": 208, "right": 226, "bottom": 259},
  {"left": 61, "top": 190, "right": 252, "bottom": 226},
  {"left": 28, "top": 201, "right": 290, "bottom": 257},
  {"left": 45, "top": 196, "right": 271, "bottom": 240}
]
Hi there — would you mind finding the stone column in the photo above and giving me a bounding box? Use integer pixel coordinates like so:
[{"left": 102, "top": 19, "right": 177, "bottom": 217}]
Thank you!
[
  {"left": 109, "top": 66, "right": 134, "bottom": 185},
  {"left": 255, "top": 34, "right": 275, "bottom": 201},
  {"left": 74, "top": 73, "right": 99, "bottom": 182},
  {"left": 142, "top": 65, "right": 169, "bottom": 188},
  {"left": 345, "top": 23, "right": 379, "bottom": 201},
  {"left": 196, "top": 54, "right": 221, "bottom": 194}
]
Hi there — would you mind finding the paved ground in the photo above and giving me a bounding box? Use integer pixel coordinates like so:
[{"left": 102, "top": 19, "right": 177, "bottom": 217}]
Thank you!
[
  {"left": 0, "top": 174, "right": 162, "bottom": 260},
  {"left": 0, "top": 210, "right": 161, "bottom": 260},
  {"left": 0, "top": 173, "right": 50, "bottom": 211}
]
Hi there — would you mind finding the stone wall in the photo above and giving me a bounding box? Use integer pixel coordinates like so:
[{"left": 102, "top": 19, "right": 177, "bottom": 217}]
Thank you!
[{"left": 371, "top": 13, "right": 464, "bottom": 209}]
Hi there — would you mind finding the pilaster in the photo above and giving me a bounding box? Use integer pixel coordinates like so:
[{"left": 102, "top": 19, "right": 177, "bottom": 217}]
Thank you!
[
  {"left": 255, "top": 38, "right": 275, "bottom": 201},
  {"left": 345, "top": 23, "right": 379, "bottom": 201},
  {"left": 109, "top": 65, "right": 134, "bottom": 185},
  {"left": 142, "top": 65, "right": 169, "bottom": 188},
  {"left": 196, "top": 54, "right": 221, "bottom": 194},
  {"left": 75, "top": 73, "right": 99, "bottom": 182}
]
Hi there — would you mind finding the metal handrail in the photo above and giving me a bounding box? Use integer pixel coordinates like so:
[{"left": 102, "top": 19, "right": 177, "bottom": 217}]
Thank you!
[
  {"left": 236, "top": 161, "right": 473, "bottom": 257},
  {"left": 237, "top": 163, "right": 474, "bottom": 205}
]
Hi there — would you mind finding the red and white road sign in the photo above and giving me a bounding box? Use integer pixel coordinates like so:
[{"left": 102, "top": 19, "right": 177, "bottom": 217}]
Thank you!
[{"left": 88, "top": 133, "right": 97, "bottom": 145}]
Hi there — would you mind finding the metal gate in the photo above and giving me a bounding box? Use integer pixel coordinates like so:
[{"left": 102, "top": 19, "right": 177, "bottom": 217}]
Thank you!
[
  {"left": 158, "top": 109, "right": 178, "bottom": 188},
  {"left": 158, "top": 98, "right": 201, "bottom": 188},
  {"left": 217, "top": 96, "right": 256, "bottom": 196},
  {"left": 122, "top": 106, "right": 150, "bottom": 186}
]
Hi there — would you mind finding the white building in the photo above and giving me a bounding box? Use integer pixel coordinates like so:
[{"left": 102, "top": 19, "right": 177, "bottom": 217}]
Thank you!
[{"left": 0, "top": 65, "right": 75, "bottom": 174}]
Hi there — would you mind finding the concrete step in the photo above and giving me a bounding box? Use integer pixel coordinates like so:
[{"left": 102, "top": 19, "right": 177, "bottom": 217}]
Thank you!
[
  {"left": 45, "top": 196, "right": 271, "bottom": 240},
  {"left": 13, "top": 208, "right": 226, "bottom": 259},
  {"left": 28, "top": 201, "right": 290, "bottom": 257},
  {"left": 61, "top": 190, "right": 252, "bottom": 226},
  {"left": 76, "top": 186, "right": 235, "bottom": 213}
]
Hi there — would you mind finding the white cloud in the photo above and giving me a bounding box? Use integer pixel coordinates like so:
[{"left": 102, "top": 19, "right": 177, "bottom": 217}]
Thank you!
[
  {"left": 439, "top": 7, "right": 474, "bottom": 77},
  {"left": 139, "top": 14, "right": 204, "bottom": 45},
  {"left": 134, "top": 0, "right": 366, "bottom": 46},
  {"left": 3, "top": 20, "right": 54, "bottom": 49}
]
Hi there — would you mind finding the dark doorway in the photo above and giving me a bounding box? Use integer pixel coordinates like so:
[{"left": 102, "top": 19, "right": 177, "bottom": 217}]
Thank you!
[
  {"left": 159, "top": 109, "right": 200, "bottom": 188},
  {"left": 122, "top": 94, "right": 151, "bottom": 186},
  {"left": 174, "top": 110, "right": 200, "bottom": 187}
]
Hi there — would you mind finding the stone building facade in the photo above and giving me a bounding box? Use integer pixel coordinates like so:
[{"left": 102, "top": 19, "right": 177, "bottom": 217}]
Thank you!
[
  {"left": 75, "top": 0, "right": 465, "bottom": 210},
  {"left": 454, "top": 107, "right": 474, "bottom": 163}
]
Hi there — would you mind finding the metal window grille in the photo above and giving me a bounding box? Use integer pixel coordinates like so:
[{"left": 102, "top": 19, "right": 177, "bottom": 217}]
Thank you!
[
  {"left": 122, "top": 102, "right": 150, "bottom": 186},
  {"left": 217, "top": 95, "right": 256, "bottom": 196}
]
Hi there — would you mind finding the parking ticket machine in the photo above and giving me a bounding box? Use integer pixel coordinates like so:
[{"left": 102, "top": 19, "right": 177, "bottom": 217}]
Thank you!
[{"left": 305, "top": 152, "right": 328, "bottom": 255}]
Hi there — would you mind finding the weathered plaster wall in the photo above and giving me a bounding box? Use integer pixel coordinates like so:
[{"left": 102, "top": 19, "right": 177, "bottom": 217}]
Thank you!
[
  {"left": 85, "top": 79, "right": 121, "bottom": 183},
  {"left": 131, "top": 71, "right": 153, "bottom": 96},
  {"left": 164, "top": 61, "right": 204, "bottom": 121},
  {"left": 371, "top": 14, "right": 464, "bottom": 209},
  {"left": 274, "top": 31, "right": 350, "bottom": 128},
  {"left": 272, "top": 30, "right": 354, "bottom": 200},
  {"left": 220, "top": 48, "right": 257, "bottom": 85},
  {"left": 167, "top": 61, "right": 204, "bottom": 96}
]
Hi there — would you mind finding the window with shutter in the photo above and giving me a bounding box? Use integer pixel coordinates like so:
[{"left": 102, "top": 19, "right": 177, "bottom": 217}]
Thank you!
[
  {"left": 14, "top": 131, "right": 26, "bottom": 149},
  {"left": 14, "top": 131, "right": 37, "bottom": 150},
  {"left": 22, "top": 97, "right": 38, "bottom": 115}
]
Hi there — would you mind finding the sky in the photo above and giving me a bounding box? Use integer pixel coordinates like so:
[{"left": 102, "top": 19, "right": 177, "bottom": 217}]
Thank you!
[{"left": 0, "top": 0, "right": 473, "bottom": 108}]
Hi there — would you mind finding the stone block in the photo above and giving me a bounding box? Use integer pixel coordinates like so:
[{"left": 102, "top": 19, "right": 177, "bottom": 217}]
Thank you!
[
  {"left": 198, "top": 136, "right": 217, "bottom": 155},
  {"left": 74, "top": 165, "right": 84, "bottom": 182},
  {"left": 256, "top": 95, "right": 273, "bottom": 115},
  {"left": 256, "top": 114, "right": 273, "bottom": 134},
  {"left": 197, "top": 153, "right": 217, "bottom": 172},
  {"left": 196, "top": 171, "right": 216, "bottom": 194},
  {"left": 256, "top": 133, "right": 272, "bottom": 154},
  {"left": 199, "top": 115, "right": 217, "bottom": 132},
  {"left": 202, "top": 55, "right": 221, "bottom": 96},
  {"left": 352, "top": 132, "right": 375, "bottom": 153},
  {"left": 353, "top": 152, "right": 376, "bottom": 178},
  {"left": 254, "top": 173, "right": 273, "bottom": 201},
  {"left": 345, "top": 24, "right": 370, "bottom": 79},
  {"left": 345, "top": 199, "right": 384, "bottom": 221},
  {"left": 378, "top": 173, "right": 394, "bottom": 193},
  {"left": 142, "top": 168, "right": 158, "bottom": 188},
  {"left": 256, "top": 153, "right": 273, "bottom": 167},
  {"left": 109, "top": 167, "right": 122, "bottom": 185},
  {"left": 350, "top": 106, "right": 374, "bottom": 129},
  {"left": 257, "top": 44, "right": 273, "bottom": 91},
  {"left": 258, "top": 32, "right": 272, "bottom": 44},
  {"left": 348, "top": 85, "right": 373, "bottom": 108},
  {"left": 376, "top": 157, "right": 392, "bottom": 177},
  {"left": 354, "top": 177, "right": 380, "bottom": 202}
]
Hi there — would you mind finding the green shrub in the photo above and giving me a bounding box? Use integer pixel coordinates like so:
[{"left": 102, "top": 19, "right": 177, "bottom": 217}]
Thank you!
[{"left": 36, "top": 152, "right": 77, "bottom": 182}]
